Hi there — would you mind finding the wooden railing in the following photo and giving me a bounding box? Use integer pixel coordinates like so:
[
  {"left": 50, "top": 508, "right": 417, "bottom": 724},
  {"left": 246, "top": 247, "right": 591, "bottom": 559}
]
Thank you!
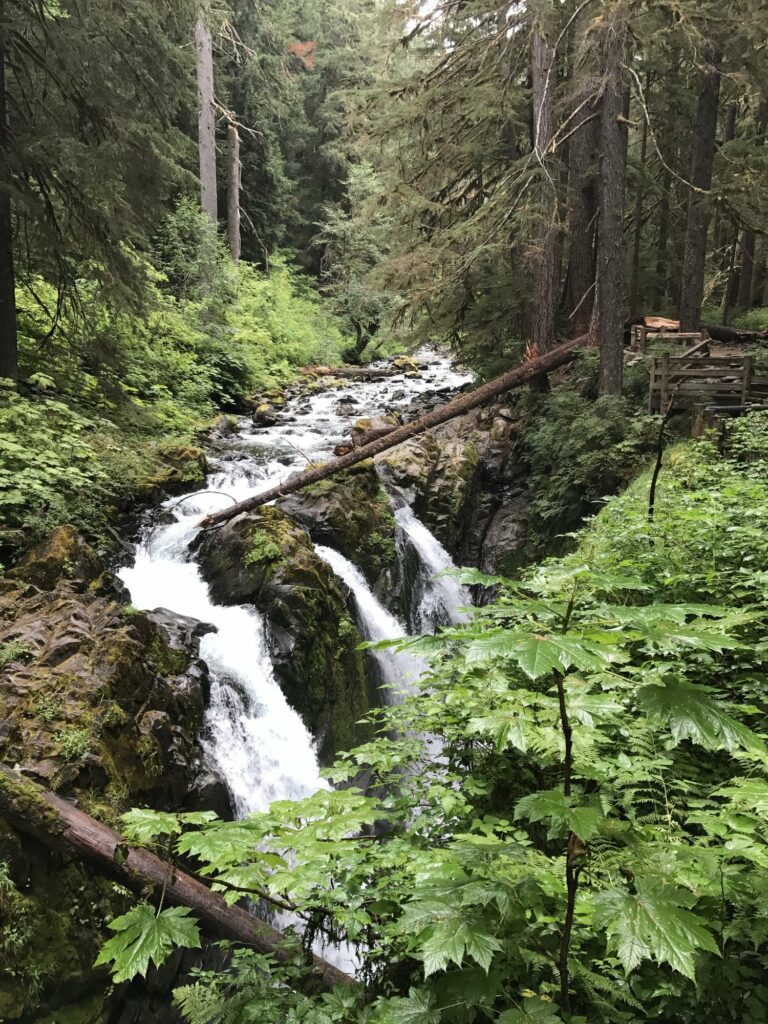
[{"left": 648, "top": 353, "right": 768, "bottom": 413}]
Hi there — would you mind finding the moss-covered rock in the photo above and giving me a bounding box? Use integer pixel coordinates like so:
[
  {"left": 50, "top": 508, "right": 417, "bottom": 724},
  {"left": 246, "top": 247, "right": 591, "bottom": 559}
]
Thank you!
[
  {"left": 0, "top": 530, "right": 215, "bottom": 1021},
  {"left": 135, "top": 444, "right": 207, "bottom": 499},
  {"left": 375, "top": 403, "right": 530, "bottom": 571},
  {"left": 195, "top": 507, "right": 371, "bottom": 763},
  {"left": 277, "top": 461, "right": 397, "bottom": 584}
]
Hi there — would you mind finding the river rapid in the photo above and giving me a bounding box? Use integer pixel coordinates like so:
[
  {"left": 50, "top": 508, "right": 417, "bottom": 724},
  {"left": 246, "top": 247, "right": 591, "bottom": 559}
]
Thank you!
[{"left": 118, "top": 352, "right": 472, "bottom": 825}]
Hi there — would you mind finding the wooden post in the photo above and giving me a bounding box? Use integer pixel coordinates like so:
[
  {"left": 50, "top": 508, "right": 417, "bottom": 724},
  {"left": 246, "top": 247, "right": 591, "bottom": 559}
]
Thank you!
[
  {"left": 639, "top": 325, "right": 647, "bottom": 353},
  {"left": 648, "top": 358, "right": 656, "bottom": 413},
  {"left": 660, "top": 352, "right": 670, "bottom": 412},
  {"left": 741, "top": 354, "right": 754, "bottom": 406}
]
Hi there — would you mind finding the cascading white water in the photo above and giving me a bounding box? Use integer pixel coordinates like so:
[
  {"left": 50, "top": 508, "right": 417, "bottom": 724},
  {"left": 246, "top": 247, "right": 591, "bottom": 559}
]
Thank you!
[
  {"left": 395, "top": 505, "right": 471, "bottom": 632},
  {"left": 118, "top": 350, "right": 473, "bottom": 818},
  {"left": 119, "top": 506, "right": 326, "bottom": 817},
  {"left": 314, "top": 545, "right": 425, "bottom": 702}
]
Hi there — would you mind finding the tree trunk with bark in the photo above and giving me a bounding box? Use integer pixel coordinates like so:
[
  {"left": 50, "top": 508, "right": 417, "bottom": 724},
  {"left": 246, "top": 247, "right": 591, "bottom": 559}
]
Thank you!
[
  {"left": 629, "top": 73, "right": 651, "bottom": 317},
  {"left": 200, "top": 335, "right": 587, "bottom": 529},
  {"left": 227, "top": 121, "right": 241, "bottom": 261},
  {"left": 678, "top": 48, "right": 723, "bottom": 331},
  {"left": 0, "top": 7, "right": 17, "bottom": 381},
  {"left": 596, "top": 5, "right": 631, "bottom": 395},
  {"left": 565, "top": 8, "right": 598, "bottom": 338},
  {"left": 736, "top": 227, "right": 755, "bottom": 310},
  {"left": 0, "top": 764, "right": 350, "bottom": 992},
  {"left": 196, "top": 7, "right": 217, "bottom": 225},
  {"left": 531, "top": 20, "right": 558, "bottom": 353}
]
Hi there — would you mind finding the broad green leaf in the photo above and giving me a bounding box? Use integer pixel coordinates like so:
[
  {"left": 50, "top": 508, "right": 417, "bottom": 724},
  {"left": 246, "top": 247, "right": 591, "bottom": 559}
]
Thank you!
[
  {"left": 638, "top": 680, "right": 764, "bottom": 753},
  {"left": 390, "top": 988, "right": 441, "bottom": 1024},
  {"left": 120, "top": 808, "right": 181, "bottom": 844},
  {"left": 592, "top": 880, "right": 719, "bottom": 979},
  {"left": 514, "top": 790, "right": 605, "bottom": 840},
  {"left": 95, "top": 905, "right": 201, "bottom": 982},
  {"left": 499, "top": 996, "right": 563, "bottom": 1022}
]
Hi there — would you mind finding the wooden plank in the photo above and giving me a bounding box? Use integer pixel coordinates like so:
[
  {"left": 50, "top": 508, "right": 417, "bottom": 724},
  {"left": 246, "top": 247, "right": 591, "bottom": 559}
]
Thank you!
[
  {"left": 660, "top": 353, "right": 670, "bottom": 410},
  {"left": 681, "top": 338, "right": 711, "bottom": 359},
  {"left": 742, "top": 355, "right": 754, "bottom": 406},
  {"left": 649, "top": 358, "right": 657, "bottom": 412}
]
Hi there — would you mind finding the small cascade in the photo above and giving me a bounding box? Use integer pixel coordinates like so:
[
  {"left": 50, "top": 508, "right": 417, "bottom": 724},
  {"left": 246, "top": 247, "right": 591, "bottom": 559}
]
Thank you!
[
  {"left": 314, "top": 545, "right": 425, "bottom": 701},
  {"left": 119, "top": 506, "right": 326, "bottom": 818},
  {"left": 394, "top": 505, "right": 471, "bottom": 633}
]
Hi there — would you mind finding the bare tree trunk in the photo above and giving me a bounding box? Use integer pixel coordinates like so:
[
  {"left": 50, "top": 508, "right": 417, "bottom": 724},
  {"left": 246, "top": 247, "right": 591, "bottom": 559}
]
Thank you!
[
  {"left": 736, "top": 227, "right": 755, "bottom": 310},
  {"left": 629, "top": 73, "right": 651, "bottom": 317},
  {"left": 0, "top": 764, "right": 351, "bottom": 992},
  {"left": 200, "top": 334, "right": 587, "bottom": 528},
  {"left": 196, "top": 7, "right": 217, "bottom": 224},
  {"left": 565, "top": 7, "right": 598, "bottom": 338},
  {"left": 651, "top": 161, "right": 671, "bottom": 311},
  {"left": 0, "top": 7, "right": 17, "bottom": 381},
  {"left": 678, "top": 47, "right": 723, "bottom": 331},
  {"left": 531, "top": 19, "right": 558, "bottom": 353},
  {"left": 227, "top": 121, "right": 241, "bottom": 261},
  {"left": 596, "top": 5, "right": 630, "bottom": 396}
]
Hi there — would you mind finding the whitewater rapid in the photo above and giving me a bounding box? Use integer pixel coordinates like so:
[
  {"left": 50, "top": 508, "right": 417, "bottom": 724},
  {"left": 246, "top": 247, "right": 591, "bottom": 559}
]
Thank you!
[{"left": 119, "top": 351, "right": 473, "bottom": 818}]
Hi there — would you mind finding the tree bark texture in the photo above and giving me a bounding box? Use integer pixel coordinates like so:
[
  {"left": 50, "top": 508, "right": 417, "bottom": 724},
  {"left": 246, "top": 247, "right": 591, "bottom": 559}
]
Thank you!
[
  {"left": 629, "top": 74, "right": 651, "bottom": 317},
  {"left": 736, "top": 228, "right": 755, "bottom": 310},
  {"left": 200, "top": 335, "right": 587, "bottom": 529},
  {"left": 564, "top": 5, "right": 598, "bottom": 338},
  {"left": 596, "top": 5, "right": 631, "bottom": 395},
  {"left": 0, "top": 763, "right": 351, "bottom": 992},
  {"left": 678, "top": 48, "right": 723, "bottom": 331},
  {"left": 531, "top": 21, "right": 558, "bottom": 353},
  {"left": 227, "top": 122, "right": 241, "bottom": 261},
  {"left": 196, "top": 10, "right": 217, "bottom": 225},
  {"left": 0, "top": 5, "right": 17, "bottom": 381}
]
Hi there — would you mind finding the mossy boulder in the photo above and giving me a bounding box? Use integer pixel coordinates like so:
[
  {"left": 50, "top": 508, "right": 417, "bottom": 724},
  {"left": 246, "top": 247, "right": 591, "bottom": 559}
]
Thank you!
[
  {"left": 277, "top": 461, "right": 397, "bottom": 584},
  {"left": 195, "top": 507, "right": 371, "bottom": 763},
  {"left": 0, "top": 529, "right": 215, "bottom": 1020},
  {"left": 7, "top": 524, "right": 106, "bottom": 593},
  {"left": 376, "top": 423, "right": 480, "bottom": 554},
  {"left": 135, "top": 444, "right": 207, "bottom": 498}
]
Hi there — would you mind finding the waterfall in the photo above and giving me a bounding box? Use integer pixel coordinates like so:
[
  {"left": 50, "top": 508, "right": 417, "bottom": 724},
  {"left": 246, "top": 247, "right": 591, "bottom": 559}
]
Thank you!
[
  {"left": 119, "top": 510, "right": 326, "bottom": 817},
  {"left": 118, "top": 350, "right": 473, "bottom": 817},
  {"left": 314, "top": 545, "right": 425, "bottom": 702},
  {"left": 395, "top": 505, "right": 471, "bottom": 633}
]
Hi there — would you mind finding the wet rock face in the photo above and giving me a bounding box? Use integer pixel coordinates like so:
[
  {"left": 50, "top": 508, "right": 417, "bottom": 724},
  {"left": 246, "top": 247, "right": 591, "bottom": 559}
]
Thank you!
[
  {"left": 376, "top": 403, "right": 530, "bottom": 573},
  {"left": 194, "top": 507, "right": 371, "bottom": 764},
  {"left": 277, "top": 461, "right": 397, "bottom": 585},
  {"left": 0, "top": 529, "right": 219, "bottom": 1020}
]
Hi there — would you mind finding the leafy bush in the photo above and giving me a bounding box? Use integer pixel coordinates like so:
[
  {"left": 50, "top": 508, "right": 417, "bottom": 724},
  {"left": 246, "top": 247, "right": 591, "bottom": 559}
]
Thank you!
[
  {"left": 2, "top": 229, "right": 353, "bottom": 553},
  {"left": 522, "top": 386, "right": 658, "bottom": 551}
]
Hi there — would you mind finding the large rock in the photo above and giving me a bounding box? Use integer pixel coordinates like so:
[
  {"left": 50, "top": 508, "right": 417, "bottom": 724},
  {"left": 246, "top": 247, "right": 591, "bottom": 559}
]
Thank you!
[
  {"left": 277, "top": 461, "right": 397, "bottom": 585},
  {"left": 376, "top": 403, "right": 530, "bottom": 572},
  {"left": 194, "top": 507, "right": 371, "bottom": 764},
  {"left": 0, "top": 530, "right": 217, "bottom": 1020}
]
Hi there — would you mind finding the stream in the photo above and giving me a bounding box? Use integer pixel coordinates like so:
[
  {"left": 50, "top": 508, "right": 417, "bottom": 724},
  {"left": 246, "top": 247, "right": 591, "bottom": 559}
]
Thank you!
[{"left": 118, "top": 351, "right": 472, "bottom": 822}]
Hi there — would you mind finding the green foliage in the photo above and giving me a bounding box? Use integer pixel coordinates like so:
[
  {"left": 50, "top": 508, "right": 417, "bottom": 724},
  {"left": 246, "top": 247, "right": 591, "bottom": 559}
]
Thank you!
[
  {"left": 2, "top": 226, "right": 352, "bottom": 551},
  {"left": 95, "top": 904, "right": 201, "bottom": 984},
  {"left": 0, "top": 640, "right": 33, "bottom": 669},
  {"left": 103, "top": 416, "right": 768, "bottom": 1023},
  {"left": 57, "top": 727, "right": 92, "bottom": 761},
  {"left": 520, "top": 372, "right": 659, "bottom": 551}
]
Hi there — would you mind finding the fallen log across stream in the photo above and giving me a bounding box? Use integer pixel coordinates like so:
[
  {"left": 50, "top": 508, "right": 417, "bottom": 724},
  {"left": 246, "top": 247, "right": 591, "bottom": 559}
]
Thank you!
[
  {"left": 0, "top": 763, "right": 352, "bottom": 991},
  {"left": 200, "top": 335, "right": 587, "bottom": 529}
]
